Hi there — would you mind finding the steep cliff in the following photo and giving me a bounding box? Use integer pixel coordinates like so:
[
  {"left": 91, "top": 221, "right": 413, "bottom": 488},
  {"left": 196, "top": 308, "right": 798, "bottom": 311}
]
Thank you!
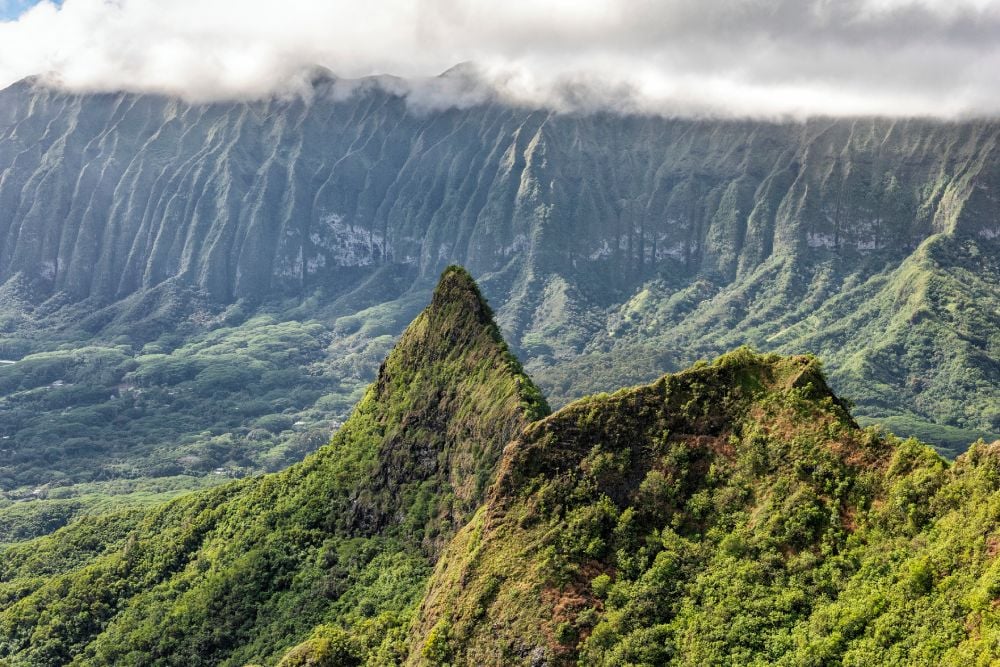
[{"left": 3, "top": 78, "right": 998, "bottom": 304}]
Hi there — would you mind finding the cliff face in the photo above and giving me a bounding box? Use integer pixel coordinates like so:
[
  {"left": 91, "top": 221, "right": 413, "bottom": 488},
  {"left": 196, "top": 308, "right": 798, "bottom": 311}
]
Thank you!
[
  {"left": 2, "top": 77, "right": 997, "bottom": 304},
  {"left": 0, "top": 76, "right": 997, "bottom": 452}
]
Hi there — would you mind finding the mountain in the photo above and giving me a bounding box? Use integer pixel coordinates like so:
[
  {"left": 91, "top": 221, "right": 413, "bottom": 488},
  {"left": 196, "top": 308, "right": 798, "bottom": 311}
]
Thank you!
[
  {"left": 1, "top": 268, "right": 998, "bottom": 666},
  {"left": 408, "top": 350, "right": 999, "bottom": 665},
  {"left": 0, "top": 267, "right": 547, "bottom": 665},
  {"left": 0, "top": 75, "right": 998, "bottom": 538}
]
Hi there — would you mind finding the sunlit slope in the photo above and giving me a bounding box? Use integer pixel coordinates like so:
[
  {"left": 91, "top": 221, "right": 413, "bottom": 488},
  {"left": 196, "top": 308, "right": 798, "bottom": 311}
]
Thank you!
[
  {"left": 0, "top": 267, "right": 547, "bottom": 666},
  {"left": 410, "top": 350, "right": 1000, "bottom": 665}
]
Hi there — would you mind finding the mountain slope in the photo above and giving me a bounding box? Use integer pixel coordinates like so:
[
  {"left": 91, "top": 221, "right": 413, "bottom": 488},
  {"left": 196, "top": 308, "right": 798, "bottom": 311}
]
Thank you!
[
  {"left": 0, "top": 266, "right": 547, "bottom": 666},
  {"left": 3, "top": 81, "right": 997, "bottom": 304},
  {"left": 408, "top": 348, "right": 1000, "bottom": 665},
  {"left": 554, "top": 232, "right": 1000, "bottom": 456},
  {"left": 1, "top": 268, "right": 998, "bottom": 666}
]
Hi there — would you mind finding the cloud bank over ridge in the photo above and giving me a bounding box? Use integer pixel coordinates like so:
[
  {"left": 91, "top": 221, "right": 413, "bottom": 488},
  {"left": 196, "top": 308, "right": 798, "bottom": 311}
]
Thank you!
[{"left": 1, "top": 0, "right": 999, "bottom": 117}]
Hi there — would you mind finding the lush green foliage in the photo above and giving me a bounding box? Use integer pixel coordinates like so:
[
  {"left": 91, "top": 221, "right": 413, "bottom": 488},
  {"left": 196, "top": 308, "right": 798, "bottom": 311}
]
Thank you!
[
  {"left": 527, "top": 234, "right": 1000, "bottom": 454},
  {"left": 0, "top": 312, "right": 338, "bottom": 486},
  {"left": 0, "top": 267, "right": 547, "bottom": 666},
  {"left": 0, "top": 475, "right": 221, "bottom": 546},
  {"left": 411, "top": 347, "right": 1000, "bottom": 665},
  {"left": 6, "top": 233, "right": 993, "bottom": 545},
  {"left": 0, "top": 278, "right": 425, "bottom": 541},
  {"left": 0, "top": 268, "right": 996, "bottom": 666}
]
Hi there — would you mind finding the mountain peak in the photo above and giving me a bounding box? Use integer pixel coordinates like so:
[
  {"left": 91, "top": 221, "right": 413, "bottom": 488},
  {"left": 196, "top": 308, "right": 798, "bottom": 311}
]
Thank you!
[
  {"left": 410, "top": 348, "right": 888, "bottom": 662},
  {"left": 0, "top": 265, "right": 550, "bottom": 665},
  {"left": 351, "top": 265, "right": 548, "bottom": 546},
  {"left": 417, "top": 265, "right": 502, "bottom": 343},
  {"left": 430, "top": 264, "right": 492, "bottom": 317}
]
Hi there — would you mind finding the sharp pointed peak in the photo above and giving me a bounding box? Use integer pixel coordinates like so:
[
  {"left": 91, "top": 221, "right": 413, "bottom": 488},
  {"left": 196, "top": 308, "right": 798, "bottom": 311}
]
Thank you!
[
  {"left": 433, "top": 264, "right": 485, "bottom": 297},
  {"left": 426, "top": 264, "right": 495, "bottom": 323},
  {"left": 377, "top": 264, "right": 548, "bottom": 420}
]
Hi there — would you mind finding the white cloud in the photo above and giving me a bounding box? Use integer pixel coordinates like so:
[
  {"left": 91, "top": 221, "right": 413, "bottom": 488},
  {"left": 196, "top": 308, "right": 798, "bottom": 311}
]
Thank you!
[{"left": 1, "top": 0, "right": 999, "bottom": 117}]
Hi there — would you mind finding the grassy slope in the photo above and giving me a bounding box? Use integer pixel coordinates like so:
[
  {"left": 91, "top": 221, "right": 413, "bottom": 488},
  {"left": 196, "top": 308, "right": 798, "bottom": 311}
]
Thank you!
[
  {"left": 0, "top": 267, "right": 547, "bottom": 666},
  {"left": 1, "top": 268, "right": 998, "bottom": 666},
  {"left": 528, "top": 233, "right": 1000, "bottom": 456},
  {"left": 409, "top": 348, "right": 1000, "bottom": 666}
]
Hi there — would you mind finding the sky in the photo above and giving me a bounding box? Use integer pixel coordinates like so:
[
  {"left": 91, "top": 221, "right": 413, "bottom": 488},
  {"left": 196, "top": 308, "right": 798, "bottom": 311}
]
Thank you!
[
  {"left": 0, "top": 0, "right": 40, "bottom": 20},
  {"left": 1, "top": 0, "right": 999, "bottom": 118}
]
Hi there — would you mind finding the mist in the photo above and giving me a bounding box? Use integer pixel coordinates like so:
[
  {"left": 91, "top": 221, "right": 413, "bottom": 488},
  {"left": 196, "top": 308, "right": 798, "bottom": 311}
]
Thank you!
[{"left": 2, "top": 0, "right": 999, "bottom": 117}]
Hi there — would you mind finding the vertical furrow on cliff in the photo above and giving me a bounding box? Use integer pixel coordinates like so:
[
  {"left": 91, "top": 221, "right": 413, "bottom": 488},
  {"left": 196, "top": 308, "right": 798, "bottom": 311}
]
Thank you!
[
  {"left": 350, "top": 95, "right": 406, "bottom": 267},
  {"left": 416, "top": 107, "right": 524, "bottom": 275},
  {"left": 3, "top": 91, "right": 72, "bottom": 281},
  {"left": 139, "top": 103, "right": 216, "bottom": 294},
  {"left": 352, "top": 93, "right": 419, "bottom": 268},
  {"left": 120, "top": 104, "right": 202, "bottom": 295},
  {"left": 17, "top": 95, "right": 80, "bottom": 287},
  {"left": 62, "top": 94, "right": 152, "bottom": 296},
  {"left": 359, "top": 96, "right": 411, "bottom": 265},
  {"left": 270, "top": 100, "right": 313, "bottom": 294},
  {"left": 235, "top": 98, "right": 313, "bottom": 296},
  {"left": 432, "top": 110, "right": 497, "bottom": 267},
  {"left": 736, "top": 153, "right": 798, "bottom": 278},
  {"left": 233, "top": 100, "right": 290, "bottom": 294},
  {"left": 944, "top": 124, "right": 1000, "bottom": 238},
  {"left": 192, "top": 105, "right": 260, "bottom": 300},
  {"left": 493, "top": 115, "right": 558, "bottom": 341},
  {"left": 466, "top": 111, "right": 547, "bottom": 287},
  {"left": 454, "top": 108, "right": 518, "bottom": 273}
]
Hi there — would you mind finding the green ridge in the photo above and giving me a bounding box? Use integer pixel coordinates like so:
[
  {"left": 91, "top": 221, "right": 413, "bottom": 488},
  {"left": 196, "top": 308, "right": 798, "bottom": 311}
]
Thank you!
[
  {"left": 409, "top": 348, "right": 1000, "bottom": 665},
  {"left": 0, "top": 266, "right": 547, "bottom": 666},
  {"left": 1, "top": 268, "right": 997, "bottom": 667}
]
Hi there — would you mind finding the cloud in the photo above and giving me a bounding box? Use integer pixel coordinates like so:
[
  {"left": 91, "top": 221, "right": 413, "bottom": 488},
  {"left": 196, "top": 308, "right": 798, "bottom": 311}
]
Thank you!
[{"left": 1, "top": 0, "right": 999, "bottom": 117}]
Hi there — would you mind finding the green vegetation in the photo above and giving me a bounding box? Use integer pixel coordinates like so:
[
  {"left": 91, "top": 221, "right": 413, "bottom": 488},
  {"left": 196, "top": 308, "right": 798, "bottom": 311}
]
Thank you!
[
  {"left": 527, "top": 234, "right": 1000, "bottom": 453},
  {"left": 0, "top": 268, "right": 997, "bottom": 665},
  {"left": 0, "top": 282, "right": 425, "bottom": 541},
  {"left": 0, "top": 267, "right": 546, "bottom": 666},
  {"left": 5, "top": 233, "right": 994, "bottom": 547},
  {"left": 0, "top": 313, "right": 337, "bottom": 488},
  {"left": 412, "top": 347, "right": 1000, "bottom": 665},
  {"left": 1, "top": 81, "right": 998, "bottom": 661},
  {"left": 2, "top": 99, "right": 999, "bottom": 546},
  {"left": 0, "top": 475, "right": 222, "bottom": 547}
]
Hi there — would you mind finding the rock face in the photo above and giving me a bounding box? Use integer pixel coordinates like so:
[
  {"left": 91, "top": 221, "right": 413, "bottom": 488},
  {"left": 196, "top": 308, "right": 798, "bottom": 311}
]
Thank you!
[
  {"left": 2, "top": 77, "right": 997, "bottom": 303},
  {"left": 1, "top": 75, "right": 997, "bottom": 440}
]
